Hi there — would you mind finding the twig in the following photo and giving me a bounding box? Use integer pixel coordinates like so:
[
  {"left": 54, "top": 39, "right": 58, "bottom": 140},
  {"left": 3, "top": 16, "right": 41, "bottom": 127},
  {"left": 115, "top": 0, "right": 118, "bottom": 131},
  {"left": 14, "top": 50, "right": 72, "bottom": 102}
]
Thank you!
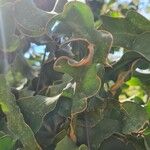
[
  {"left": 84, "top": 112, "right": 91, "bottom": 150},
  {"left": 35, "top": 48, "right": 47, "bottom": 95}
]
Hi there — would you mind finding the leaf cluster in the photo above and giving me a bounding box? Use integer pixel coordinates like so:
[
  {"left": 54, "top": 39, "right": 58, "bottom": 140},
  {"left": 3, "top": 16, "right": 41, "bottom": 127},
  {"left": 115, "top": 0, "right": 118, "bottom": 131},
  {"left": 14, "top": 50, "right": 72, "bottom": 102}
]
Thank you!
[{"left": 0, "top": 0, "right": 150, "bottom": 150}]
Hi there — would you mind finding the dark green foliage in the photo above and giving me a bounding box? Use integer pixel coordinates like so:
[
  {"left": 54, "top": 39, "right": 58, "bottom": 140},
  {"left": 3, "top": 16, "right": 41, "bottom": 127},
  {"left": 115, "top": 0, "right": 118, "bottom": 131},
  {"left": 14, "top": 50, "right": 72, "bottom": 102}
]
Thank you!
[{"left": 0, "top": 0, "right": 150, "bottom": 150}]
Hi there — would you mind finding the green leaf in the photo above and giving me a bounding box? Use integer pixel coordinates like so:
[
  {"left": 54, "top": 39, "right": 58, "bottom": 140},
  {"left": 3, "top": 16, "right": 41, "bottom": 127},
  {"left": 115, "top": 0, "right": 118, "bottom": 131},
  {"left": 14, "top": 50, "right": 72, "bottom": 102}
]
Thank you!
[
  {"left": 145, "top": 102, "right": 150, "bottom": 119},
  {"left": 55, "top": 136, "right": 87, "bottom": 150},
  {"left": 76, "top": 100, "right": 105, "bottom": 128},
  {"left": 44, "top": 74, "right": 73, "bottom": 97},
  {"left": 54, "top": 57, "right": 102, "bottom": 114},
  {"left": 14, "top": 0, "right": 54, "bottom": 36},
  {"left": 143, "top": 128, "right": 150, "bottom": 150},
  {"left": 18, "top": 89, "right": 34, "bottom": 99},
  {"left": 0, "top": 75, "right": 41, "bottom": 150},
  {"left": 18, "top": 94, "right": 60, "bottom": 133},
  {"left": 101, "top": 11, "right": 150, "bottom": 51},
  {"left": 35, "top": 97, "right": 72, "bottom": 149},
  {"left": 89, "top": 29, "right": 113, "bottom": 64},
  {"left": 105, "top": 51, "right": 142, "bottom": 81},
  {"left": 13, "top": 54, "right": 35, "bottom": 79},
  {"left": 101, "top": 15, "right": 140, "bottom": 49},
  {"left": 0, "top": 131, "right": 5, "bottom": 137},
  {"left": 0, "top": 3, "right": 20, "bottom": 52},
  {"left": 62, "top": 1, "right": 94, "bottom": 29},
  {"left": 122, "top": 101, "right": 148, "bottom": 134},
  {"left": 76, "top": 118, "right": 121, "bottom": 150},
  {"left": 47, "top": 1, "right": 113, "bottom": 64},
  {"left": 132, "top": 32, "right": 150, "bottom": 61},
  {"left": 144, "top": 136, "right": 150, "bottom": 150},
  {"left": 99, "top": 135, "right": 136, "bottom": 150},
  {"left": 133, "top": 71, "right": 150, "bottom": 88},
  {"left": 127, "top": 10, "right": 150, "bottom": 31},
  {"left": 126, "top": 77, "right": 143, "bottom": 86},
  {"left": 47, "top": 1, "right": 94, "bottom": 35},
  {"left": 75, "top": 100, "right": 122, "bottom": 149},
  {"left": 0, "top": 135, "right": 15, "bottom": 150}
]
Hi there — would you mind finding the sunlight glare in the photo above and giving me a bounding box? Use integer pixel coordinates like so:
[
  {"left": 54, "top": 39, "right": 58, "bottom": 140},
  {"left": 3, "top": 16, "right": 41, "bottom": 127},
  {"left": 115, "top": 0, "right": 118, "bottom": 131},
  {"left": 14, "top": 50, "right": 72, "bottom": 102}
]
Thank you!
[{"left": 0, "top": 9, "right": 9, "bottom": 73}]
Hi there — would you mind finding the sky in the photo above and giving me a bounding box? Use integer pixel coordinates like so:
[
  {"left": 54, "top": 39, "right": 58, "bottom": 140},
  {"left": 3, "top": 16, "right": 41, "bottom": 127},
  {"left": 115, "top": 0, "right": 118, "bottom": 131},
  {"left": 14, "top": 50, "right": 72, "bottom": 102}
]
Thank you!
[{"left": 117, "top": 0, "right": 150, "bottom": 19}]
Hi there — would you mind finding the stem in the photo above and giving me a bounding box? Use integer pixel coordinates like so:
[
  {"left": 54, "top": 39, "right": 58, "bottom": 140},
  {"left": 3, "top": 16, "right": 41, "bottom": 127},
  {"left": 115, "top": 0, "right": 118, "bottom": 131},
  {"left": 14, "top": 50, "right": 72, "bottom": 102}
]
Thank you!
[
  {"left": 35, "top": 48, "right": 47, "bottom": 95},
  {"left": 85, "top": 112, "right": 91, "bottom": 150},
  {"left": 51, "top": 0, "right": 59, "bottom": 13}
]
